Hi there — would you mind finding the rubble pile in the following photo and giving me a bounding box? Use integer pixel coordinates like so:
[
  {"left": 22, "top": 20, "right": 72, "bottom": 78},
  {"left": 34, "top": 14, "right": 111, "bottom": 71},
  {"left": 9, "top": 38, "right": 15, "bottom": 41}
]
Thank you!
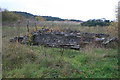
[{"left": 10, "top": 28, "right": 118, "bottom": 50}]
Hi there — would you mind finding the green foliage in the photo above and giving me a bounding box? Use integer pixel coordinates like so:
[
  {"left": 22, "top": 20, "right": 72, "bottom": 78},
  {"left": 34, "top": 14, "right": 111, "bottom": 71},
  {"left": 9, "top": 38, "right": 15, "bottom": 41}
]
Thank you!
[
  {"left": 81, "top": 19, "right": 111, "bottom": 27},
  {"left": 2, "top": 10, "right": 20, "bottom": 22},
  {"left": 35, "top": 16, "right": 45, "bottom": 21}
]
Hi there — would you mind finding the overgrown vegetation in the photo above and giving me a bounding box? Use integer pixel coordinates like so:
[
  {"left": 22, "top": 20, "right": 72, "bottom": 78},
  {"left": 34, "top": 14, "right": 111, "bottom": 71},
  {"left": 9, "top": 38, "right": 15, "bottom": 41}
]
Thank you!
[
  {"left": 3, "top": 44, "right": 118, "bottom": 78},
  {"left": 81, "top": 19, "right": 112, "bottom": 26},
  {"left": 2, "top": 21, "right": 118, "bottom": 78},
  {"left": 2, "top": 10, "right": 21, "bottom": 22}
]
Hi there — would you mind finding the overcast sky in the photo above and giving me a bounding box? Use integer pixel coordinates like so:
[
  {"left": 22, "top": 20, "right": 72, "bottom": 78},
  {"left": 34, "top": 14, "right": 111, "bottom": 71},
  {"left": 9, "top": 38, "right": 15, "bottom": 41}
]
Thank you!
[{"left": 0, "top": 0, "right": 119, "bottom": 21}]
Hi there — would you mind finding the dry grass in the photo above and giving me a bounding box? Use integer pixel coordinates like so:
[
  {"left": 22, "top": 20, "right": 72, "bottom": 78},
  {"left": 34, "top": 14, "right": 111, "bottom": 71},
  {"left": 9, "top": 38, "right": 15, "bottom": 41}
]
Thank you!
[{"left": 2, "top": 21, "right": 118, "bottom": 78}]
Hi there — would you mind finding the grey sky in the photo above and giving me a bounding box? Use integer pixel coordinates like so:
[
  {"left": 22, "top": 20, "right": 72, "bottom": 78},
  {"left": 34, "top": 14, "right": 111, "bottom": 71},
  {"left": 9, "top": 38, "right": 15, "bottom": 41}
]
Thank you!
[{"left": 0, "top": 0, "right": 119, "bottom": 21}]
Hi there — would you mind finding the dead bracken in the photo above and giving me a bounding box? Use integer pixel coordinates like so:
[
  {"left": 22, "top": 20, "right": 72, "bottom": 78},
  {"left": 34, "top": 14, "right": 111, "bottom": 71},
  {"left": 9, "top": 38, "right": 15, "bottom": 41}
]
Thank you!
[{"left": 10, "top": 28, "right": 118, "bottom": 50}]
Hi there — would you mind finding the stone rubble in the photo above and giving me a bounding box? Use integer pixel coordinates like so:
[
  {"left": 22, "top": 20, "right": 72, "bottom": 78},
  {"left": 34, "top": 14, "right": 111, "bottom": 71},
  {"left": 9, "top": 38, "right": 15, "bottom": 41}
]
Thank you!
[{"left": 10, "top": 28, "right": 118, "bottom": 50}]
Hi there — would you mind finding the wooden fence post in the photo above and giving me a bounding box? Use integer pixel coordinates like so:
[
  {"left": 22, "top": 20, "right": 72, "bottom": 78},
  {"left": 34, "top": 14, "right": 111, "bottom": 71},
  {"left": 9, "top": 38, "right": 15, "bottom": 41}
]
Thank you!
[
  {"left": 27, "top": 20, "right": 29, "bottom": 33},
  {"left": 35, "top": 21, "right": 37, "bottom": 31},
  {"left": 18, "top": 21, "right": 21, "bottom": 36}
]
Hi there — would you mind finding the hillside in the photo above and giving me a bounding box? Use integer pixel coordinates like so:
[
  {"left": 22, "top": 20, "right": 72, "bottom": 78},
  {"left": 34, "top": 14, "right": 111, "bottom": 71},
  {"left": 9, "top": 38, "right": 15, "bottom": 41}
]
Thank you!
[
  {"left": 12, "top": 11, "right": 83, "bottom": 22},
  {"left": 13, "top": 11, "right": 35, "bottom": 19}
]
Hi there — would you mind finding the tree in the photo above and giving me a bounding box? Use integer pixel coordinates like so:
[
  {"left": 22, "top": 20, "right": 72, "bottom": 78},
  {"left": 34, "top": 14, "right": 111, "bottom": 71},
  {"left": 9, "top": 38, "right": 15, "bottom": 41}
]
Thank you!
[
  {"left": 35, "top": 16, "right": 45, "bottom": 21},
  {"left": 2, "top": 10, "right": 20, "bottom": 22},
  {"left": 81, "top": 19, "right": 111, "bottom": 27}
]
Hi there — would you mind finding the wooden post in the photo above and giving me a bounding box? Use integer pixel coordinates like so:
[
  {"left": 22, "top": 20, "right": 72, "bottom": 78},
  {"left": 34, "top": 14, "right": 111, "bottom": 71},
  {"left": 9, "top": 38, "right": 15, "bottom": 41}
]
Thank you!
[
  {"left": 61, "top": 46, "right": 64, "bottom": 56},
  {"left": 35, "top": 21, "right": 37, "bottom": 31},
  {"left": 27, "top": 20, "right": 29, "bottom": 33},
  {"left": 17, "top": 20, "right": 21, "bottom": 36}
]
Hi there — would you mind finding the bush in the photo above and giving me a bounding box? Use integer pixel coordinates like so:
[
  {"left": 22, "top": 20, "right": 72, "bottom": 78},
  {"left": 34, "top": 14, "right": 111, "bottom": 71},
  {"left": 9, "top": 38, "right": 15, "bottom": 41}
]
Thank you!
[
  {"left": 2, "top": 10, "right": 20, "bottom": 22},
  {"left": 81, "top": 19, "right": 111, "bottom": 27}
]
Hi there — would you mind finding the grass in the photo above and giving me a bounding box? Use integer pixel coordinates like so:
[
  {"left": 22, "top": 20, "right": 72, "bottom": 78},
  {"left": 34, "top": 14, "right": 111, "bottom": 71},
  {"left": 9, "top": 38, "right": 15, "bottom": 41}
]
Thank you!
[
  {"left": 2, "top": 23, "right": 119, "bottom": 78},
  {"left": 3, "top": 45, "right": 118, "bottom": 78}
]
